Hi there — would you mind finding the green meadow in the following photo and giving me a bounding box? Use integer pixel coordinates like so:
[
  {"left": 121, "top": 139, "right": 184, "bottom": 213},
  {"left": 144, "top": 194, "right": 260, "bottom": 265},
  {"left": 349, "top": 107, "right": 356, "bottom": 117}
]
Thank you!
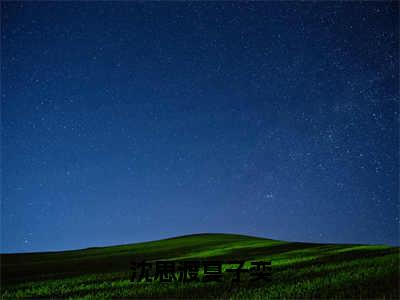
[{"left": 1, "top": 233, "right": 399, "bottom": 299}]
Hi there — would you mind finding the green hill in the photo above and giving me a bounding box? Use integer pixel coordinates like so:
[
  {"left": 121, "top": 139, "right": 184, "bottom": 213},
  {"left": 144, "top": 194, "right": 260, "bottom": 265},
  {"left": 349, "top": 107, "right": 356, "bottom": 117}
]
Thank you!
[{"left": 1, "top": 233, "right": 399, "bottom": 299}]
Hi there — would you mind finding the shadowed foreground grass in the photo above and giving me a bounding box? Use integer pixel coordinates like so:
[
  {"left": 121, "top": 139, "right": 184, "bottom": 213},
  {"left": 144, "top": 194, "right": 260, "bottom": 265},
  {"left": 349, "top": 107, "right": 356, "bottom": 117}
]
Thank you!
[{"left": 1, "top": 233, "right": 399, "bottom": 299}]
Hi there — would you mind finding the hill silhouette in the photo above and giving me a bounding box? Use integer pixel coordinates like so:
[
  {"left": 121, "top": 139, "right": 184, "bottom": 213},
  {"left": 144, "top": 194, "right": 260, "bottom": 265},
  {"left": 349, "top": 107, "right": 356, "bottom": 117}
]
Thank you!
[{"left": 1, "top": 233, "right": 399, "bottom": 299}]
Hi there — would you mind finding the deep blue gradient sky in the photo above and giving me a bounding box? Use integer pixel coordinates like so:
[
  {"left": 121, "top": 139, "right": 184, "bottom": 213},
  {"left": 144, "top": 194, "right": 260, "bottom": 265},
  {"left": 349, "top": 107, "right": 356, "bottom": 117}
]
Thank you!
[{"left": 1, "top": 2, "right": 399, "bottom": 253}]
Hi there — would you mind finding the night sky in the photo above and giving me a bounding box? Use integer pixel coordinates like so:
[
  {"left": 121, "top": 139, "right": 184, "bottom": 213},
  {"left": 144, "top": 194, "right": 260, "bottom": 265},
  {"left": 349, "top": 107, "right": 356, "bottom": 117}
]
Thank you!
[{"left": 1, "top": 2, "right": 399, "bottom": 253}]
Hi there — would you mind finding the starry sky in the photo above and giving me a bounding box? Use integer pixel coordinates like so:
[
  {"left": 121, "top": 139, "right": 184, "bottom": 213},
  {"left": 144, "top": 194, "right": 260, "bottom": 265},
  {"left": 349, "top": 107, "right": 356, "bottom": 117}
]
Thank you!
[{"left": 1, "top": 2, "right": 399, "bottom": 253}]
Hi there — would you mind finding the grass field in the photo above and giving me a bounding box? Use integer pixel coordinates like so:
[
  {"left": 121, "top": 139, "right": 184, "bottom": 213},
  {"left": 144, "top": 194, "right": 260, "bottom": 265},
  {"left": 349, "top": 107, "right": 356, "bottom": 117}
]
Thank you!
[{"left": 1, "top": 233, "right": 399, "bottom": 299}]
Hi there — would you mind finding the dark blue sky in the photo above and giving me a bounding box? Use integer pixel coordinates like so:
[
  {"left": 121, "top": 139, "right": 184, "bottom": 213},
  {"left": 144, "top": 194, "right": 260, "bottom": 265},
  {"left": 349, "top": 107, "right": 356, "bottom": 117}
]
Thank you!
[{"left": 1, "top": 2, "right": 399, "bottom": 253}]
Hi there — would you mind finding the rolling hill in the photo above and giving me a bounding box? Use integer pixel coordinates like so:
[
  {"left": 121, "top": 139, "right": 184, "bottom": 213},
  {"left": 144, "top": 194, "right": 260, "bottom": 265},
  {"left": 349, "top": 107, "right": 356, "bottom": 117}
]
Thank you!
[{"left": 1, "top": 233, "right": 399, "bottom": 299}]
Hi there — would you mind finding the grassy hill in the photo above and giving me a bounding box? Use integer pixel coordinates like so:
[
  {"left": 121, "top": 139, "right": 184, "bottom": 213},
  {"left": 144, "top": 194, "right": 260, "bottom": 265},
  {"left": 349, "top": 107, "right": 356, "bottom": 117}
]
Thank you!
[{"left": 1, "top": 233, "right": 399, "bottom": 299}]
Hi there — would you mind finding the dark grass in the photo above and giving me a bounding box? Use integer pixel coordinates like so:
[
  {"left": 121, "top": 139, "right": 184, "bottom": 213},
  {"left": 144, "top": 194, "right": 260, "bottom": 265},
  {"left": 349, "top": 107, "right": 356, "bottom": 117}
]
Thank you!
[{"left": 1, "top": 233, "right": 399, "bottom": 299}]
